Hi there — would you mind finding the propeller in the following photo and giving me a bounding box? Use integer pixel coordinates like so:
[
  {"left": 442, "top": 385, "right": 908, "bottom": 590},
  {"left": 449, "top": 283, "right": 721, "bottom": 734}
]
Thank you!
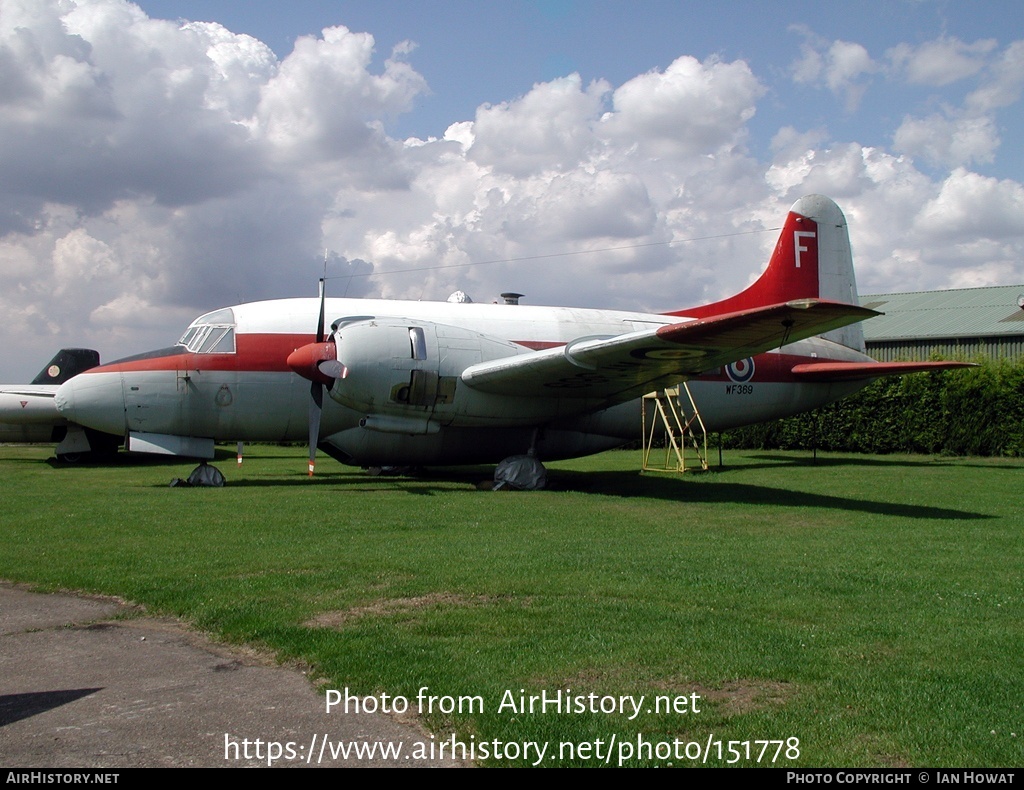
[
  {"left": 307, "top": 280, "right": 328, "bottom": 476},
  {"left": 286, "top": 285, "right": 356, "bottom": 475}
]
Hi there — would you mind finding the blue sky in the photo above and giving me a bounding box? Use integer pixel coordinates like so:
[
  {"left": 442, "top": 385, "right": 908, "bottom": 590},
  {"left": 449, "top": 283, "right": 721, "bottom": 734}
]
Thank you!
[
  {"left": 2, "top": 0, "right": 1024, "bottom": 378},
  {"left": 133, "top": 0, "right": 1024, "bottom": 175}
]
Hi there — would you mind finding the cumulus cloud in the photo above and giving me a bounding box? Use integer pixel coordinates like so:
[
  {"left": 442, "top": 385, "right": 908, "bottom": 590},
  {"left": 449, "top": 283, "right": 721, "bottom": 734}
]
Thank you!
[
  {"left": 887, "top": 37, "right": 996, "bottom": 86},
  {"left": 915, "top": 169, "right": 1024, "bottom": 240},
  {"left": 256, "top": 25, "right": 426, "bottom": 166},
  {"left": 467, "top": 74, "right": 608, "bottom": 176},
  {"left": 603, "top": 55, "right": 764, "bottom": 157},
  {"left": 886, "top": 38, "right": 1024, "bottom": 169},
  {"left": 893, "top": 113, "right": 999, "bottom": 168},
  {"left": 790, "top": 27, "right": 876, "bottom": 111},
  {"left": 0, "top": 0, "right": 433, "bottom": 375},
  {"left": 763, "top": 143, "right": 1007, "bottom": 293},
  {"left": 770, "top": 126, "right": 828, "bottom": 161},
  {"left": 966, "top": 40, "right": 1024, "bottom": 113},
  {"left": 2, "top": 2, "right": 1024, "bottom": 380},
  {"left": 315, "top": 53, "right": 769, "bottom": 311},
  {"left": 0, "top": 0, "right": 277, "bottom": 217}
]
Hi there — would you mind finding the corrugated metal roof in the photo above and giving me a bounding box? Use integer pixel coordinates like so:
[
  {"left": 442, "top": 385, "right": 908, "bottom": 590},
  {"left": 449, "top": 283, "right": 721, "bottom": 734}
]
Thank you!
[{"left": 859, "top": 284, "right": 1024, "bottom": 341}]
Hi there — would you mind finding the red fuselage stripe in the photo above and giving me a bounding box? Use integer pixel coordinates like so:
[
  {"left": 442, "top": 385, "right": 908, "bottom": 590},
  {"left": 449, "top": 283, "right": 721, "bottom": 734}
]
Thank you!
[
  {"left": 83, "top": 334, "right": 822, "bottom": 385},
  {"left": 85, "top": 334, "right": 306, "bottom": 374},
  {"left": 84, "top": 335, "right": 570, "bottom": 375}
]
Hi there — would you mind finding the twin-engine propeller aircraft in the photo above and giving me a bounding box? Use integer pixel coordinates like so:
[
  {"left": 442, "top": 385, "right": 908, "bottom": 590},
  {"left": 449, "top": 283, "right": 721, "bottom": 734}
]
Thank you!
[{"left": 53, "top": 195, "right": 968, "bottom": 474}]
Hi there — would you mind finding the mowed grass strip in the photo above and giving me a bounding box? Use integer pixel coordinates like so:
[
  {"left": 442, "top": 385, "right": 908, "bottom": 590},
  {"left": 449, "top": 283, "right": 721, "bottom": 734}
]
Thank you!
[{"left": 0, "top": 445, "right": 1020, "bottom": 766}]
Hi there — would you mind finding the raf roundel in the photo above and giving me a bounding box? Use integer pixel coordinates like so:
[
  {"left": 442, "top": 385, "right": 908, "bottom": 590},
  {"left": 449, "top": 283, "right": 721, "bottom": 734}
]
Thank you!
[{"left": 725, "top": 357, "right": 755, "bottom": 383}]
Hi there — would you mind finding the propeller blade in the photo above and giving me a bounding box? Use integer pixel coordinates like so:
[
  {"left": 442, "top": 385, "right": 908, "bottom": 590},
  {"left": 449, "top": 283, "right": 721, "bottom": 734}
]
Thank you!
[
  {"left": 308, "top": 380, "right": 323, "bottom": 477},
  {"left": 318, "top": 360, "right": 348, "bottom": 380},
  {"left": 306, "top": 278, "right": 327, "bottom": 476},
  {"left": 316, "top": 278, "right": 326, "bottom": 343}
]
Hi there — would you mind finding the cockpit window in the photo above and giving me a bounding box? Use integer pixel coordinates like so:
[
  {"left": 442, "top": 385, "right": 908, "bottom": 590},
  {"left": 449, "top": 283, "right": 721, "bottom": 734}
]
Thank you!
[
  {"left": 179, "top": 327, "right": 200, "bottom": 348},
  {"left": 177, "top": 308, "right": 236, "bottom": 354},
  {"left": 196, "top": 307, "right": 234, "bottom": 325},
  {"left": 199, "top": 327, "right": 234, "bottom": 353}
]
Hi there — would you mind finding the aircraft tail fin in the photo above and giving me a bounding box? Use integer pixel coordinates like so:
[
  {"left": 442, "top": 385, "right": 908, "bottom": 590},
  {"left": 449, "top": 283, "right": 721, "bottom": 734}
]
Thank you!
[
  {"left": 30, "top": 349, "right": 101, "bottom": 386},
  {"left": 669, "top": 195, "right": 865, "bottom": 352}
]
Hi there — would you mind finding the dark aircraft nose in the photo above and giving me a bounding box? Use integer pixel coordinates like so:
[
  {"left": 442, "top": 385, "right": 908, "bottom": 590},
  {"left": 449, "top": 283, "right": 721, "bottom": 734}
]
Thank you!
[{"left": 55, "top": 372, "right": 126, "bottom": 436}]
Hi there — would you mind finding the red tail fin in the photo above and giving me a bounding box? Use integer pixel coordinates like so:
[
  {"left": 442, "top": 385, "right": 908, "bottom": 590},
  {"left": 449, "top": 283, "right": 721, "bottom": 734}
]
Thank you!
[
  {"left": 669, "top": 204, "right": 821, "bottom": 318},
  {"left": 668, "top": 195, "right": 863, "bottom": 351}
]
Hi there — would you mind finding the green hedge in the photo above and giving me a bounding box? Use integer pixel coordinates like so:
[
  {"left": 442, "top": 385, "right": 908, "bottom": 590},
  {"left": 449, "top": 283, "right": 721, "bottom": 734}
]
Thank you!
[{"left": 723, "top": 357, "right": 1024, "bottom": 456}]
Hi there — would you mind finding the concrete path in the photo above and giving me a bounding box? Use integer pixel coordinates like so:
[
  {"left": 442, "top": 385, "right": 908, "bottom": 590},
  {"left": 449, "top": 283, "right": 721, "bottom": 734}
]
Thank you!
[{"left": 0, "top": 584, "right": 460, "bottom": 768}]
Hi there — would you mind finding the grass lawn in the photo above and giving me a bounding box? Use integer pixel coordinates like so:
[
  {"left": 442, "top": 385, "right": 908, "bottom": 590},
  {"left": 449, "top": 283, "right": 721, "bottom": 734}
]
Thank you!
[{"left": 0, "top": 444, "right": 1020, "bottom": 766}]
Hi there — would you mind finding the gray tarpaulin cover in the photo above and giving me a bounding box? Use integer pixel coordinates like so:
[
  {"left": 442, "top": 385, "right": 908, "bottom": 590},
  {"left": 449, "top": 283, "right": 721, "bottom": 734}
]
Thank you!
[
  {"left": 170, "top": 462, "right": 226, "bottom": 487},
  {"left": 493, "top": 454, "right": 547, "bottom": 490},
  {"left": 188, "top": 462, "right": 225, "bottom": 487}
]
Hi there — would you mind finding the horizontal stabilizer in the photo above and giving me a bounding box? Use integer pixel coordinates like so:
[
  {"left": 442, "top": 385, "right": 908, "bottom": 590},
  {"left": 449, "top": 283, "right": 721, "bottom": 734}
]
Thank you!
[{"left": 791, "top": 360, "right": 977, "bottom": 382}]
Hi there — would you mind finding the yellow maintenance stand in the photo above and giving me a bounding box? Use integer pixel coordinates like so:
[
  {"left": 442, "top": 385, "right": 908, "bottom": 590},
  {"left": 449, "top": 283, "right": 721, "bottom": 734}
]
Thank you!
[{"left": 641, "top": 383, "right": 708, "bottom": 473}]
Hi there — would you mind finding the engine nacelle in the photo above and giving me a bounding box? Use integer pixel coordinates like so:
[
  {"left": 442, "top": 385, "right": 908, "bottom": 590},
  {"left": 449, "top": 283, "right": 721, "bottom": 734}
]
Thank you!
[{"left": 326, "top": 318, "right": 585, "bottom": 428}]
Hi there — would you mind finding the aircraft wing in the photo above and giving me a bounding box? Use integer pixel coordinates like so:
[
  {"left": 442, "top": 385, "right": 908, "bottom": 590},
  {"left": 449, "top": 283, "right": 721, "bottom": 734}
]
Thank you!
[
  {"left": 0, "top": 386, "right": 62, "bottom": 425},
  {"left": 0, "top": 387, "right": 57, "bottom": 397},
  {"left": 462, "top": 299, "right": 878, "bottom": 402}
]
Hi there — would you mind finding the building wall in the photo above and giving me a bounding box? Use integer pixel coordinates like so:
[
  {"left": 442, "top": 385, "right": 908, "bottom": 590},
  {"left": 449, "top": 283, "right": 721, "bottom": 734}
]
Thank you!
[{"left": 867, "top": 336, "right": 1024, "bottom": 362}]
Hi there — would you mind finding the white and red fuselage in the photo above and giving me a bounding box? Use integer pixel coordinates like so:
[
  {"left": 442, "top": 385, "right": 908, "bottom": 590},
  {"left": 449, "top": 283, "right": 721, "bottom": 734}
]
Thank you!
[{"left": 54, "top": 298, "right": 871, "bottom": 465}]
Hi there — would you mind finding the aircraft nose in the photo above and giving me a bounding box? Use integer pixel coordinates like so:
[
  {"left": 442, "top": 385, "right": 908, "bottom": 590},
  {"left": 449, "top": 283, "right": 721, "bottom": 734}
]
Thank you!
[{"left": 55, "top": 373, "right": 126, "bottom": 436}]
